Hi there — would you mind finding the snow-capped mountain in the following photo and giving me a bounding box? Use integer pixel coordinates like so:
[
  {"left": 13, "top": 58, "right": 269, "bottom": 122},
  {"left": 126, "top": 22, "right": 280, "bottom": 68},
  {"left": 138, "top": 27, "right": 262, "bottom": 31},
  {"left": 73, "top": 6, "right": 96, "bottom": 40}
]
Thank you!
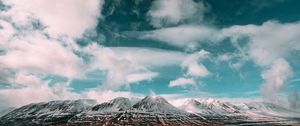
[
  {"left": 180, "top": 98, "right": 300, "bottom": 125},
  {"left": 0, "top": 107, "right": 14, "bottom": 117},
  {"left": 1, "top": 96, "right": 299, "bottom": 126},
  {"left": 244, "top": 102, "right": 300, "bottom": 119},
  {"left": 0, "top": 99, "right": 97, "bottom": 126},
  {"left": 91, "top": 97, "right": 132, "bottom": 112},
  {"left": 131, "top": 96, "right": 187, "bottom": 114}
]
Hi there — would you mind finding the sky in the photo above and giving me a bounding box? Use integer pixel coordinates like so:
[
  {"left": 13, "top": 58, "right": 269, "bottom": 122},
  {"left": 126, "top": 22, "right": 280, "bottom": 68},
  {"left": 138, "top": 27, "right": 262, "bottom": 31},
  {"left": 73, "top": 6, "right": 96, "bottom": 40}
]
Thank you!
[{"left": 0, "top": 0, "right": 300, "bottom": 107}]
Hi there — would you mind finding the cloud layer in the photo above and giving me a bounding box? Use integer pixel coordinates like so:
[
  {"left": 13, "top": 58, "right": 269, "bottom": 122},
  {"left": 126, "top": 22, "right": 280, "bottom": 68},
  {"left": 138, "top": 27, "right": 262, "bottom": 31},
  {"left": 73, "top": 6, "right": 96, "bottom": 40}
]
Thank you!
[{"left": 0, "top": 0, "right": 299, "bottom": 108}]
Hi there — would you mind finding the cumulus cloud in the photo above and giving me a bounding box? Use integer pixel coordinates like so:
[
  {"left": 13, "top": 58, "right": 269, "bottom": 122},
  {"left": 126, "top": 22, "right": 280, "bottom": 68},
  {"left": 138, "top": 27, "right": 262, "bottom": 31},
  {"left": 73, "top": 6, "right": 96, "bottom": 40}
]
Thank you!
[
  {"left": 84, "top": 89, "right": 143, "bottom": 103},
  {"left": 140, "top": 20, "right": 300, "bottom": 95},
  {"left": 0, "top": 73, "right": 146, "bottom": 107},
  {"left": 148, "top": 0, "right": 207, "bottom": 27},
  {"left": 82, "top": 44, "right": 182, "bottom": 89},
  {"left": 2, "top": 0, "right": 103, "bottom": 37},
  {"left": 220, "top": 21, "right": 300, "bottom": 66},
  {"left": 181, "top": 50, "right": 210, "bottom": 77},
  {"left": 168, "top": 50, "right": 210, "bottom": 89},
  {"left": 219, "top": 21, "right": 300, "bottom": 100},
  {"left": 141, "top": 21, "right": 300, "bottom": 65},
  {"left": 261, "top": 58, "right": 294, "bottom": 101},
  {"left": 168, "top": 77, "right": 195, "bottom": 88},
  {"left": 0, "top": 20, "right": 16, "bottom": 45},
  {"left": 0, "top": 73, "right": 80, "bottom": 107},
  {"left": 0, "top": 32, "right": 85, "bottom": 78}
]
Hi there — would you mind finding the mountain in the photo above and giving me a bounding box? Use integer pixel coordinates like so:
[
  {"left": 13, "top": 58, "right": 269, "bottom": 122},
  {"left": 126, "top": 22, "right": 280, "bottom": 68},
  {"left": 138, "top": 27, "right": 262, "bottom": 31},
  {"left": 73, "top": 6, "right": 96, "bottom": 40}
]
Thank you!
[
  {"left": 180, "top": 98, "right": 300, "bottom": 125},
  {"left": 91, "top": 97, "right": 132, "bottom": 112},
  {"left": 1, "top": 96, "right": 299, "bottom": 126},
  {"left": 131, "top": 96, "right": 187, "bottom": 114},
  {"left": 244, "top": 102, "right": 300, "bottom": 120},
  {"left": 69, "top": 96, "right": 212, "bottom": 126},
  {"left": 0, "top": 99, "right": 97, "bottom": 126},
  {"left": 181, "top": 98, "right": 242, "bottom": 115},
  {"left": 0, "top": 107, "right": 14, "bottom": 117}
]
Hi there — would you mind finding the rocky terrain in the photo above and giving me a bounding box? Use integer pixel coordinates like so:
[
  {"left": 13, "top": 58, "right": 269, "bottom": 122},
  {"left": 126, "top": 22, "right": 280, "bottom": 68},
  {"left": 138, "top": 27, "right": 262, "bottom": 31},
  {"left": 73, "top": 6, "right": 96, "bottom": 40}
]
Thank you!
[{"left": 0, "top": 96, "right": 299, "bottom": 126}]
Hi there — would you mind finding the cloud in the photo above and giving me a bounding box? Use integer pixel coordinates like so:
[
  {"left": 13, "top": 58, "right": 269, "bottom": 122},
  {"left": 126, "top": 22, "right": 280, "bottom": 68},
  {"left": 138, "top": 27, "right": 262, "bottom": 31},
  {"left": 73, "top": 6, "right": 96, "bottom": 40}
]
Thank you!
[
  {"left": 0, "top": 32, "right": 85, "bottom": 78},
  {"left": 2, "top": 0, "right": 103, "bottom": 37},
  {"left": 83, "top": 44, "right": 183, "bottom": 89},
  {"left": 220, "top": 21, "right": 300, "bottom": 66},
  {"left": 261, "top": 58, "right": 293, "bottom": 101},
  {"left": 148, "top": 0, "right": 207, "bottom": 27},
  {"left": 181, "top": 50, "right": 210, "bottom": 77},
  {"left": 288, "top": 91, "right": 300, "bottom": 110},
  {"left": 218, "top": 21, "right": 300, "bottom": 100},
  {"left": 110, "top": 47, "right": 187, "bottom": 67},
  {"left": 0, "top": 20, "right": 16, "bottom": 45},
  {"left": 84, "top": 89, "right": 143, "bottom": 104},
  {"left": 140, "top": 20, "right": 300, "bottom": 96},
  {"left": 140, "top": 25, "right": 217, "bottom": 50},
  {"left": 167, "top": 50, "right": 210, "bottom": 89},
  {"left": 168, "top": 77, "right": 195, "bottom": 88},
  {"left": 0, "top": 73, "right": 80, "bottom": 107},
  {"left": 140, "top": 21, "right": 300, "bottom": 65},
  {"left": 126, "top": 72, "right": 158, "bottom": 84}
]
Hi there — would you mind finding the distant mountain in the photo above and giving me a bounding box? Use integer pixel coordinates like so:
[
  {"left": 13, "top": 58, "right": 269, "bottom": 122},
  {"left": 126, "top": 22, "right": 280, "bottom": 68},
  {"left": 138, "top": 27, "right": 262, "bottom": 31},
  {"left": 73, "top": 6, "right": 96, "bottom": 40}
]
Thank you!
[
  {"left": 1, "top": 96, "right": 299, "bottom": 126},
  {"left": 181, "top": 98, "right": 241, "bottom": 115},
  {"left": 131, "top": 96, "right": 187, "bottom": 114},
  {"left": 180, "top": 98, "right": 300, "bottom": 125},
  {"left": 0, "top": 99, "right": 97, "bottom": 126},
  {"left": 91, "top": 97, "right": 132, "bottom": 112}
]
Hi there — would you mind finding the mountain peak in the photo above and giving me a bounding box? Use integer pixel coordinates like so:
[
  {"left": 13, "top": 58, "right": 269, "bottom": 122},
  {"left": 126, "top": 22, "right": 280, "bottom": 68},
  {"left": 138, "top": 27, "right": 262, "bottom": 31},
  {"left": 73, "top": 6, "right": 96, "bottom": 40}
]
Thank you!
[
  {"left": 143, "top": 95, "right": 168, "bottom": 103},
  {"left": 131, "top": 96, "right": 186, "bottom": 114},
  {"left": 91, "top": 97, "right": 131, "bottom": 112}
]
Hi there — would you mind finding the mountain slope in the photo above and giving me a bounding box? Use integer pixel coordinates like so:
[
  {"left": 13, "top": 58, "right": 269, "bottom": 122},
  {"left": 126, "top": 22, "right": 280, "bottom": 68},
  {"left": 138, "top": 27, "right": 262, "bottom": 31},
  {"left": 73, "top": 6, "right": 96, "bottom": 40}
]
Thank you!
[
  {"left": 91, "top": 97, "right": 132, "bottom": 112},
  {"left": 131, "top": 96, "right": 187, "bottom": 114},
  {"left": 0, "top": 107, "right": 14, "bottom": 117},
  {"left": 0, "top": 99, "right": 96, "bottom": 126},
  {"left": 1, "top": 96, "right": 300, "bottom": 126}
]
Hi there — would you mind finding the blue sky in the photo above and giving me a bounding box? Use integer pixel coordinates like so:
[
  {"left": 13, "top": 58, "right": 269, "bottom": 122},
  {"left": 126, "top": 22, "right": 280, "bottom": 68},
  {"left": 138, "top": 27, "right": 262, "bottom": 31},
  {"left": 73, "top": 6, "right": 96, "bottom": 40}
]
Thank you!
[{"left": 0, "top": 0, "right": 300, "bottom": 107}]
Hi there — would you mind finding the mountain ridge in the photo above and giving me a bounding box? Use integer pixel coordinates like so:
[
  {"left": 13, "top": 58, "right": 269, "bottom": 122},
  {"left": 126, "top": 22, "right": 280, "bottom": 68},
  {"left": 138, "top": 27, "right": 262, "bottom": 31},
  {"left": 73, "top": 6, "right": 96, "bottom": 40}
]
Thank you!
[{"left": 0, "top": 96, "right": 299, "bottom": 126}]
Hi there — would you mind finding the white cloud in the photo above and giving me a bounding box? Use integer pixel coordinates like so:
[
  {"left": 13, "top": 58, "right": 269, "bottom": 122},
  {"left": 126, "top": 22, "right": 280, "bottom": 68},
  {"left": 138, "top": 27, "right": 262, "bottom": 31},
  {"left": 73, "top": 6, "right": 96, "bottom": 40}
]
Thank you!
[
  {"left": 2, "top": 0, "right": 103, "bottom": 37},
  {"left": 83, "top": 44, "right": 180, "bottom": 89},
  {"left": 0, "top": 73, "right": 80, "bottom": 107},
  {"left": 0, "top": 20, "right": 16, "bottom": 45},
  {"left": 84, "top": 89, "right": 143, "bottom": 103},
  {"left": 167, "top": 50, "right": 210, "bottom": 89},
  {"left": 220, "top": 21, "right": 300, "bottom": 66},
  {"left": 141, "top": 21, "right": 300, "bottom": 65},
  {"left": 110, "top": 47, "right": 187, "bottom": 67},
  {"left": 148, "top": 0, "right": 207, "bottom": 27},
  {"left": 261, "top": 58, "right": 293, "bottom": 101},
  {"left": 0, "top": 32, "right": 85, "bottom": 78},
  {"left": 182, "top": 50, "right": 210, "bottom": 77},
  {"left": 140, "top": 25, "right": 217, "bottom": 49},
  {"left": 126, "top": 72, "right": 158, "bottom": 84},
  {"left": 168, "top": 77, "right": 195, "bottom": 88},
  {"left": 217, "top": 21, "right": 300, "bottom": 100}
]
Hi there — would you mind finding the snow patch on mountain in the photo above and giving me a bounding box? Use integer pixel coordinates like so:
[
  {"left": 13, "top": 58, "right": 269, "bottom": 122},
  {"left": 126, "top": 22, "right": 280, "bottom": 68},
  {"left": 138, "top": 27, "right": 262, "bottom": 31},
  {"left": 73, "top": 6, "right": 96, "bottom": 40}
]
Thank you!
[
  {"left": 0, "top": 107, "right": 14, "bottom": 117},
  {"left": 1, "top": 99, "right": 97, "bottom": 119},
  {"left": 131, "top": 96, "right": 187, "bottom": 114},
  {"left": 90, "top": 97, "right": 132, "bottom": 112}
]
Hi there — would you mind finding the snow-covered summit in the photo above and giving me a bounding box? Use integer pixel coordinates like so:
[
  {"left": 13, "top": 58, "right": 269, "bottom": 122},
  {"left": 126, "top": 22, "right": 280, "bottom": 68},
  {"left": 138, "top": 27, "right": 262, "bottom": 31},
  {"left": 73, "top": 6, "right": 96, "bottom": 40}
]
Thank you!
[
  {"left": 131, "top": 96, "right": 187, "bottom": 114},
  {"left": 91, "top": 97, "right": 132, "bottom": 112}
]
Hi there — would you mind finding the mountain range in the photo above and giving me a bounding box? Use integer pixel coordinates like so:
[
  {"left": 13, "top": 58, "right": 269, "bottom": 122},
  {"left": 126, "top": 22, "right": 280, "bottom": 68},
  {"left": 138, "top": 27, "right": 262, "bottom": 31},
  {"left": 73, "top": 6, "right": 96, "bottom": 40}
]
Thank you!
[{"left": 0, "top": 96, "right": 299, "bottom": 126}]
